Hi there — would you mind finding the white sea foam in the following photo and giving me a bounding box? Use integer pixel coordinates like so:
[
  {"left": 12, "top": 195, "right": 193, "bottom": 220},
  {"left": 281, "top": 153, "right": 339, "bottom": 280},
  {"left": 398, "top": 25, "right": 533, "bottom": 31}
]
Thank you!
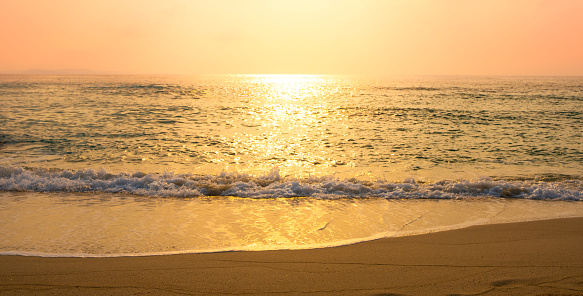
[{"left": 1, "top": 165, "right": 581, "bottom": 200}]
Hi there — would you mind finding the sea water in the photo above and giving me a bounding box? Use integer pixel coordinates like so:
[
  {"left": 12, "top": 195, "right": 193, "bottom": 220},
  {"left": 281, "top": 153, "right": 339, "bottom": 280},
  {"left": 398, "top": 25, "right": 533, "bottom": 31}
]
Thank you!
[{"left": 1, "top": 74, "right": 582, "bottom": 257}]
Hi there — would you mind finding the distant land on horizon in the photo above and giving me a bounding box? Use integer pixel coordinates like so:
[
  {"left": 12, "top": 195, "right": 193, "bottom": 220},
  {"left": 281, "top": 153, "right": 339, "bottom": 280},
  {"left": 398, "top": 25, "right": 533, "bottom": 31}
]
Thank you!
[{"left": 0, "top": 69, "right": 123, "bottom": 75}]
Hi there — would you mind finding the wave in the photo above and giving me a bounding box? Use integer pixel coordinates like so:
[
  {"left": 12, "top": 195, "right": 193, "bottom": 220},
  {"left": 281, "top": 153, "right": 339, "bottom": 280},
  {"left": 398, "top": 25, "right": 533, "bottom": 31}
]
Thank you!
[{"left": 0, "top": 166, "right": 581, "bottom": 200}]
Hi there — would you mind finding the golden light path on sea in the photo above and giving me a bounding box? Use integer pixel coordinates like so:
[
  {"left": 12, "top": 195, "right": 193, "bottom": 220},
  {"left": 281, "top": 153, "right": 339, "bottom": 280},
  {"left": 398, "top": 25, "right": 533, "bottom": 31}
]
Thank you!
[{"left": 217, "top": 74, "right": 353, "bottom": 177}]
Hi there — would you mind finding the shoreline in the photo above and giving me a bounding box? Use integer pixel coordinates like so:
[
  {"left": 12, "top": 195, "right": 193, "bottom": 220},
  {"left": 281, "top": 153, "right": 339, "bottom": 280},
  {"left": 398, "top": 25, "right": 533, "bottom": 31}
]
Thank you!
[
  {"left": 2, "top": 214, "right": 583, "bottom": 258},
  {"left": 2, "top": 217, "right": 583, "bottom": 295}
]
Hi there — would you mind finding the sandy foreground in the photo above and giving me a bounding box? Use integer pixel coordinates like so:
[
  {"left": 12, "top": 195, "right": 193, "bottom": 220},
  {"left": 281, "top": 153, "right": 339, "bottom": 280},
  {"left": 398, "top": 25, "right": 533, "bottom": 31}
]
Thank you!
[{"left": 1, "top": 218, "right": 582, "bottom": 296}]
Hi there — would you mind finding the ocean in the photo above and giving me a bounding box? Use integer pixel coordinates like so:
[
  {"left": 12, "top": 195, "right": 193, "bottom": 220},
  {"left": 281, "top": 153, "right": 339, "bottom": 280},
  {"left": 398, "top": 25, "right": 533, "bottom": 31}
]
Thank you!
[{"left": 1, "top": 74, "right": 582, "bottom": 257}]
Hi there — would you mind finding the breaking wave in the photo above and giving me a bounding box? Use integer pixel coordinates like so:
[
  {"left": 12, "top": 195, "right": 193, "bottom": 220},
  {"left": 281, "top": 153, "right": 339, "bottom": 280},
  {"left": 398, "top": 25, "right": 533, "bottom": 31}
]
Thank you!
[{"left": 1, "top": 166, "right": 581, "bottom": 200}]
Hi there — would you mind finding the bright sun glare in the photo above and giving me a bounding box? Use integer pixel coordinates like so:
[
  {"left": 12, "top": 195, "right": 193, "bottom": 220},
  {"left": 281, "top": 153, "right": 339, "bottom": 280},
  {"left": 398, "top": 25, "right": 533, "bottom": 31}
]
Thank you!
[{"left": 220, "top": 74, "right": 343, "bottom": 176}]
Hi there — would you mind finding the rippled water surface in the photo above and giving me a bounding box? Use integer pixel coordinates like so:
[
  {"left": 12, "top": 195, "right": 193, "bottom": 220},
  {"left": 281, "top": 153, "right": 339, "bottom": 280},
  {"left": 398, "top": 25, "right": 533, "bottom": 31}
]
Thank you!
[{"left": 2, "top": 75, "right": 581, "bottom": 180}]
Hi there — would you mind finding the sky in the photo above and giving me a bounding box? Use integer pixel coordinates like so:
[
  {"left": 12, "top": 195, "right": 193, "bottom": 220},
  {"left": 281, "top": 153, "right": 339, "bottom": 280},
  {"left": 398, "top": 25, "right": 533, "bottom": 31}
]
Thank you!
[{"left": 1, "top": 0, "right": 582, "bottom": 76}]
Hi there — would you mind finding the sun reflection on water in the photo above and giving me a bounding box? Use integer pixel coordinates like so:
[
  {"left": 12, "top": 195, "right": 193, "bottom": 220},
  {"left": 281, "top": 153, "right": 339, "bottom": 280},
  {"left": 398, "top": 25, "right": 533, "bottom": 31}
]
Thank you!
[{"left": 220, "top": 74, "right": 347, "bottom": 176}]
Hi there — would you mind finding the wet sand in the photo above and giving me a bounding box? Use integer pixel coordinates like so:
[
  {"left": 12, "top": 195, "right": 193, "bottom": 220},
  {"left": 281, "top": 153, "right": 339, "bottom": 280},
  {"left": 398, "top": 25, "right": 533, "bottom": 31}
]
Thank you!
[{"left": 1, "top": 217, "right": 582, "bottom": 295}]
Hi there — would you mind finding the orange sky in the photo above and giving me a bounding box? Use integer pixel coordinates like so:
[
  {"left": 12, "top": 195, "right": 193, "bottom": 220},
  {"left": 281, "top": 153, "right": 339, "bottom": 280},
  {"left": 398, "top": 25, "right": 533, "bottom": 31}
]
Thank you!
[{"left": 1, "top": 0, "right": 582, "bottom": 75}]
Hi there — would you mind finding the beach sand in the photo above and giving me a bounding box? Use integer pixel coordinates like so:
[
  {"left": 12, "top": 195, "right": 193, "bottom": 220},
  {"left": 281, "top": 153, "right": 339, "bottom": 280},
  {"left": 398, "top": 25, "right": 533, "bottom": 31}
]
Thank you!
[{"left": 1, "top": 217, "right": 582, "bottom": 295}]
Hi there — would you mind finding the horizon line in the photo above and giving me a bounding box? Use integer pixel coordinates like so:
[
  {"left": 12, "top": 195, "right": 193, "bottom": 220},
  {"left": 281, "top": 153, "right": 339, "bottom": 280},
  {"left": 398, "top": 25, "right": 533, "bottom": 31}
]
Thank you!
[{"left": 1, "top": 70, "right": 583, "bottom": 78}]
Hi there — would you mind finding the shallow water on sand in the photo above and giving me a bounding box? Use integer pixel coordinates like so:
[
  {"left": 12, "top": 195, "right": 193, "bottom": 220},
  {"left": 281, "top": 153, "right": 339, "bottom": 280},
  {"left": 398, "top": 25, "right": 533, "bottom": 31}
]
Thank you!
[{"left": 2, "top": 191, "right": 582, "bottom": 257}]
